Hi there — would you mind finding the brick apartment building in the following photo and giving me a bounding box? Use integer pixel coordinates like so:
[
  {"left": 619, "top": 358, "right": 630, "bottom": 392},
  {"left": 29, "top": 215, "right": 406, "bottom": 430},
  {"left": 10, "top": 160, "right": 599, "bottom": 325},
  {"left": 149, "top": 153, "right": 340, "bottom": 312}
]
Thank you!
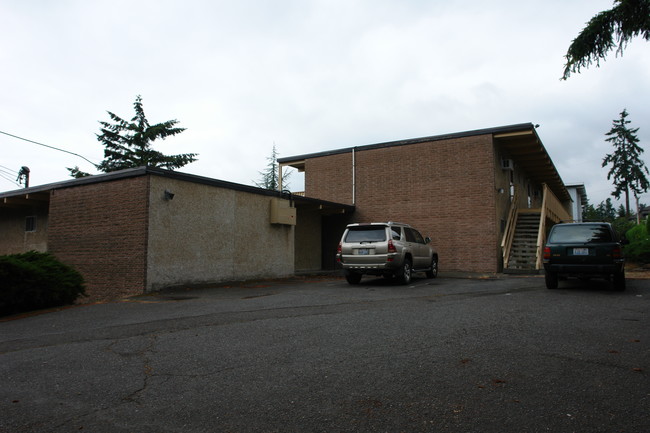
[{"left": 279, "top": 123, "right": 575, "bottom": 274}]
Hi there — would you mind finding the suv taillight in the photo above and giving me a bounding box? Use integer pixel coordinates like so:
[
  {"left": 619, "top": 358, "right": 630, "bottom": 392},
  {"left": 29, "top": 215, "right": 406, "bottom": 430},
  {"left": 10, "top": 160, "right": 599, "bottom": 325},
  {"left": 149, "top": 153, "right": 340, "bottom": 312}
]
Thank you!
[
  {"left": 543, "top": 246, "right": 551, "bottom": 260},
  {"left": 337, "top": 242, "right": 342, "bottom": 254},
  {"left": 612, "top": 246, "right": 622, "bottom": 259},
  {"left": 336, "top": 242, "right": 342, "bottom": 263},
  {"left": 388, "top": 240, "right": 397, "bottom": 253}
]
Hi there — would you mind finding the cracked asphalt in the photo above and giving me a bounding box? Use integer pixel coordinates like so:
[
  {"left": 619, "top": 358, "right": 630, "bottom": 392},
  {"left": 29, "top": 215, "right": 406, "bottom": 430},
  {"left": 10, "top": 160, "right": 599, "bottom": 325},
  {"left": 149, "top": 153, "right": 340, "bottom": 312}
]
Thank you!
[{"left": 1, "top": 274, "right": 649, "bottom": 432}]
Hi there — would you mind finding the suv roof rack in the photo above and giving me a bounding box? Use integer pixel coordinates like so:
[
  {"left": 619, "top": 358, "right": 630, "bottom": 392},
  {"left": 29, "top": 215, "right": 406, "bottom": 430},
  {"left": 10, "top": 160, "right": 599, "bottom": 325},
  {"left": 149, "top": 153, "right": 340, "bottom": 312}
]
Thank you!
[{"left": 346, "top": 221, "right": 411, "bottom": 227}]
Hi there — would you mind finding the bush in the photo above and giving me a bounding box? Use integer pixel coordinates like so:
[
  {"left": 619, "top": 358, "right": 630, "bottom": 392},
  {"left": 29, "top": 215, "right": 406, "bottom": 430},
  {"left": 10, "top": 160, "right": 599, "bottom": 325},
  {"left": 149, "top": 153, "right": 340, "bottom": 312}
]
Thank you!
[
  {"left": 0, "top": 251, "right": 86, "bottom": 316},
  {"left": 624, "top": 239, "right": 650, "bottom": 264},
  {"left": 624, "top": 222, "right": 650, "bottom": 264},
  {"left": 612, "top": 218, "right": 636, "bottom": 241}
]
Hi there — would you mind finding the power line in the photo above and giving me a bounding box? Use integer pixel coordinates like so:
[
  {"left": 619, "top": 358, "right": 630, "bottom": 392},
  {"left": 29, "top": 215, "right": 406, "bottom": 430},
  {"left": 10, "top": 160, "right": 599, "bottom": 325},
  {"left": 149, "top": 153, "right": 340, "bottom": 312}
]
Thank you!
[
  {"left": 0, "top": 130, "right": 97, "bottom": 166},
  {"left": 0, "top": 164, "right": 19, "bottom": 175},
  {"left": 0, "top": 168, "right": 19, "bottom": 178},
  {"left": 0, "top": 172, "right": 20, "bottom": 187}
]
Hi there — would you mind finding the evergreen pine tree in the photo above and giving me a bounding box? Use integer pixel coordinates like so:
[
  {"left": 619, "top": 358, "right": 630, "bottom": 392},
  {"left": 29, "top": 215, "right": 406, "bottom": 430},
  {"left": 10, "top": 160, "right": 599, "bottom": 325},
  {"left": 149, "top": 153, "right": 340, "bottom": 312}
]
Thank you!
[
  {"left": 68, "top": 95, "right": 197, "bottom": 177},
  {"left": 602, "top": 109, "right": 649, "bottom": 217},
  {"left": 254, "top": 145, "right": 292, "bottom": 190},
  {"left": 562, "top": 0, "right": 650, "bottom": 79}
]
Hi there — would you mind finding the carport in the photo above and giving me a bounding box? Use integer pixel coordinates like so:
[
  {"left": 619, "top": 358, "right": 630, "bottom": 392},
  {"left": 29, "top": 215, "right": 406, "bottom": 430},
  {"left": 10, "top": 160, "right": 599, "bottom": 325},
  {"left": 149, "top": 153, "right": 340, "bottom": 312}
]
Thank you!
[{"left": 290, "top": 194, "right": 355, "bottom": 272}]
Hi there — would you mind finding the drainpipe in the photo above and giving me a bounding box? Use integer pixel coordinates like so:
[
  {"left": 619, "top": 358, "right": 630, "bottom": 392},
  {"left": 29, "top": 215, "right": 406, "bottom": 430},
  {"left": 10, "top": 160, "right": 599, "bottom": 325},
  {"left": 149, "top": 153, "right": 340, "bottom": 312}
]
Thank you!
[{"left": 352, "top": 147, "right": 356, "bottom": 204}]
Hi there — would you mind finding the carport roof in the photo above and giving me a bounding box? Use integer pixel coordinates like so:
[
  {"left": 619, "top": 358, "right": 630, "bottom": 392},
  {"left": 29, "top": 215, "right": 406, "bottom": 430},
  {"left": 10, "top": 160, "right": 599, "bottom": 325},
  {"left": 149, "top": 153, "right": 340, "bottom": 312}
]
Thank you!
[
  {"left": 0, "top": 166, "right": 354, "bottom": 214},
  {"left": 279, "top": 123, "right": 570, "bottom": 202}
]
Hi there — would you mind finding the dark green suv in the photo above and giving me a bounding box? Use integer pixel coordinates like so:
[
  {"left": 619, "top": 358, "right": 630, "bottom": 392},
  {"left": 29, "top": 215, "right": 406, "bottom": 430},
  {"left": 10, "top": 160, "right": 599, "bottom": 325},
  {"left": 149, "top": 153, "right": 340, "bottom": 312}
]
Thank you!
[{"left": 543, "top": 222, "right": 626, "bottom": 291}]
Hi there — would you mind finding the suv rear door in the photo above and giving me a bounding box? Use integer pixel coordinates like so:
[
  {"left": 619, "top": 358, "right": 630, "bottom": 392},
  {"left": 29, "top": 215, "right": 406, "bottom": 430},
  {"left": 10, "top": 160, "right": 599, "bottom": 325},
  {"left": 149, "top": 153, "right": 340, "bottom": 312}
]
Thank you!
[{"left": 341, "top": 225, "right": 390, "bottom": 264}]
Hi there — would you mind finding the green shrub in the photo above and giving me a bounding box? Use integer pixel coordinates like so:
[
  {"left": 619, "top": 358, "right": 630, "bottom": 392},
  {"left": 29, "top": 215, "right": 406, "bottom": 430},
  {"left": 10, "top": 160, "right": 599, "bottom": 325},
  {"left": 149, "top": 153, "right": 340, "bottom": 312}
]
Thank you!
[
  {"left": 0, "top": 251, "right": 86, "bottom": 316},
  {"left": 612, "top": 218, "right": 636, "bottom": 240},
  {"left": 626, "top": 224, "right": 647, "bottom": 243},
  {"left": 624, "top": 223, "right": 650, "bottom": 264}
]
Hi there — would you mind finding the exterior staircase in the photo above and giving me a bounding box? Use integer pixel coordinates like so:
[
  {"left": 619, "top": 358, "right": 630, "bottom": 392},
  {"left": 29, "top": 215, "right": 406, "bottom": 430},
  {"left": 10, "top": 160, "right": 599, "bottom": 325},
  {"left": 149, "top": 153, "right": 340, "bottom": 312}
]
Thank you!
[{"left": 504, "top": 212, "right": 541, "bottom": 274}]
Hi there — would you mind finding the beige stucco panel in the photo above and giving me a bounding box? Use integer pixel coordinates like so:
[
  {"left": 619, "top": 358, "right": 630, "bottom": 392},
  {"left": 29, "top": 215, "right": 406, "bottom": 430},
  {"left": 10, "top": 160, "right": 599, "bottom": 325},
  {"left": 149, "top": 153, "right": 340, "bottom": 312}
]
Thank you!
[
  {"left": 146, "top": 177, "right": 294, "bottom": 290},
  {"left": 294, "top": 208, "right": 322, "bottom": 271}
]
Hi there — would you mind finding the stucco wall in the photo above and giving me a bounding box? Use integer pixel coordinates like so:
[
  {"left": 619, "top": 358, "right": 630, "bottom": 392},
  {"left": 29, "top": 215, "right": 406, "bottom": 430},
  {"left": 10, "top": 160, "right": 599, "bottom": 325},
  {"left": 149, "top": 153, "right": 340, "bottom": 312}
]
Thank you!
[
  {"left": 0, "top": 204, "right": 49, "bottom": 254},
  {"left": 146, "top": 176, "right": 295, "bottom": 290}
]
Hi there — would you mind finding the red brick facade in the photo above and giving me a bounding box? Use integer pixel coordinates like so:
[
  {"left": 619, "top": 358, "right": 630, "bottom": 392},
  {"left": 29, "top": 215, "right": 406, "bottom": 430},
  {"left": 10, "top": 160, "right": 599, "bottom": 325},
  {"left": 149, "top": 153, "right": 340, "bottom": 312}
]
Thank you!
[
  {"left": 47, "top": 176, "right": 150, "bottom": 301},
  {"left": 305, "top": 135, "right": 500, "bottom": 273}
]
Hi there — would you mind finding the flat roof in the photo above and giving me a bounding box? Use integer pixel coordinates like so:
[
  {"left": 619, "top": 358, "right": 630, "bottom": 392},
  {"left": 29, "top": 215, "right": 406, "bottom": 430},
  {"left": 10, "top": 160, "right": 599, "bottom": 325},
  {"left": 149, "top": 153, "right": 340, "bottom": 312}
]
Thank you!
[{"left": 0, "top": 166, "right": 355, "bottom": 213}]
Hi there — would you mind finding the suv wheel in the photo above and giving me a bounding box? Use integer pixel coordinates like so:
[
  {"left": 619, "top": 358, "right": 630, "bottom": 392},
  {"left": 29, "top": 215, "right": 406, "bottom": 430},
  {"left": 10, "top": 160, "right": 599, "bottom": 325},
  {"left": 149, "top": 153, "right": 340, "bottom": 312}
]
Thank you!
[
  {"left": 613, "top": 271, "right": 626, "bottom": 291},
  {"left": 399, "top": 258, "right": 412, "bottom": 285},
  {"left": 345, "top": 271, "right": 362, "bottom": 285},
  {"left": 426, "top": 256, "right": 438, "bottom": 278},
  {"left": 545, "top": 271, "right": 558, "bottom": 290}
]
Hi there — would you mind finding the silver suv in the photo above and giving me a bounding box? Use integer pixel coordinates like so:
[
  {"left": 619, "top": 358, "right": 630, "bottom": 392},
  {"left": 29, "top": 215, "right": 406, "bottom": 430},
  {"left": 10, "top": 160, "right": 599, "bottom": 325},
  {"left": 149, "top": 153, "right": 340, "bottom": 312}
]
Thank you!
[{"left": 336, "top": 222, "right": 438, "bottom": 285}]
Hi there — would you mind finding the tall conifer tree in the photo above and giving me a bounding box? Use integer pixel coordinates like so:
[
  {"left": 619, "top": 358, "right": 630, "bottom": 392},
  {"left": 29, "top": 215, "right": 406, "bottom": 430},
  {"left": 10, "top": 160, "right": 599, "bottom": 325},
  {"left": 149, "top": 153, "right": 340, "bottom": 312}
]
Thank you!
[
  {"left": 69, "top": 95, "right": 197, "bottom": 177},
  {"left": 602, "top": 109, "right": 649, "bottom": 216},
  {"left": 254, "top": 145, "right": 291, "bottom": 191}
]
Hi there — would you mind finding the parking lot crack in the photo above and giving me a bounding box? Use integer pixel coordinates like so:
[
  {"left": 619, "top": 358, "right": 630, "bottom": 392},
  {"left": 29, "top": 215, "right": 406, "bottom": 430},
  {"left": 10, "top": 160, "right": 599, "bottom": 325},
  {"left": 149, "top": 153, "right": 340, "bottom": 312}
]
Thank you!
[{"left": 119, "top": 335, "right": 158, "bottom": 405}]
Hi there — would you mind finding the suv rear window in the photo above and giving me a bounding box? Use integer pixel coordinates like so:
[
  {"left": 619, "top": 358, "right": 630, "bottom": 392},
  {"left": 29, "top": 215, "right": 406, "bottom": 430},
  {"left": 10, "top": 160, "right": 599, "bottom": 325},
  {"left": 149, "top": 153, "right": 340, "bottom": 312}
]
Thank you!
[
  {"left": 548, "top": 225, "right": 613, "bottom": 243},
  {"left": 345, "top": 227, "right": 387, "bottom": 243}
]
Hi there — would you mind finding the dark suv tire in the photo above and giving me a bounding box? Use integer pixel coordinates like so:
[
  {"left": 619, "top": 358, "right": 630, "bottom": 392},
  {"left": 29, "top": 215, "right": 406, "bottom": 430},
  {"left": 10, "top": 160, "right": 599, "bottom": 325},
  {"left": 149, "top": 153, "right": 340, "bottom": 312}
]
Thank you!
[
  {"left": 545, "top": 271, "right": 558, "bottom": 290},
  {"left": 613, "top": 271, "right": 626, "bottom": 291},
  {"left": 399, "top": 258, "right": 412, "bottom": 285},
  {"left": 345, "top": 271, "right": 362, "bottom": 285},
  {"left": 426, "top": 256, "right": 438, "bottom": 278}
]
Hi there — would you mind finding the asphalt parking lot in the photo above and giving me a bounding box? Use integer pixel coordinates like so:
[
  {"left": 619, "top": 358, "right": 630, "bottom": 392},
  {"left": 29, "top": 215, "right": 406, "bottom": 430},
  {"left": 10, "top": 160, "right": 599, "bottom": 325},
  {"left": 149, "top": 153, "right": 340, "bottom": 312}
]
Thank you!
[{"left": 1, "top": 274, "right": 649, "bottom": 433}]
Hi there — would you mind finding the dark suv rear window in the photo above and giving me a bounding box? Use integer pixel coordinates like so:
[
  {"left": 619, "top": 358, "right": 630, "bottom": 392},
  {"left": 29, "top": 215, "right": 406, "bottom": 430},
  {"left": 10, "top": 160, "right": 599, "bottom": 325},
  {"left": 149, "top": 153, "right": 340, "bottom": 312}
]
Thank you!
[
  {"left": 548, "top": 224, "right": 613, "bottom": 243},
  {"left": 345, "top": 227, "right": 387, "bottom": 242}
]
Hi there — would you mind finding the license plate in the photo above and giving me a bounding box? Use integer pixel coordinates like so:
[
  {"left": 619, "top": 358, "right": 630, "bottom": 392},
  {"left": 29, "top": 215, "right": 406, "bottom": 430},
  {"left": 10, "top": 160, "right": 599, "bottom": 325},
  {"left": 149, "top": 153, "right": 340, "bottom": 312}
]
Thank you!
[
  {"left": 358, "top": 248, "right": 369, "bottom": 255},
  {"left": 573, "top": 248, "right": 589, "bottom": 256}
]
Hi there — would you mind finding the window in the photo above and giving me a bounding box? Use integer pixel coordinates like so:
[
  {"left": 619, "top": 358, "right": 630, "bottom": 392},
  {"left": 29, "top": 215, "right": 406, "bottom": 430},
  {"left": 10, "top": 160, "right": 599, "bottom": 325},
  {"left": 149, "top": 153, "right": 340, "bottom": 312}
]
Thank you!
[
  {"left": 411, "top": 229, "right": 425, "bottom": 244},
  {"left": 405, "top": 227, "right": 425, "bottom": 243},
  {"left": 345, "top": 227, "right": 386, "bottom": 243},
  {"left": 25, "top": 216, "right": 36, "bottom": 232},
  {"left": 391, "top": 227, "right": 402, "bottom": 240},
  {"left": 548, "top": 224, "right": 613, "bottom": 243}
]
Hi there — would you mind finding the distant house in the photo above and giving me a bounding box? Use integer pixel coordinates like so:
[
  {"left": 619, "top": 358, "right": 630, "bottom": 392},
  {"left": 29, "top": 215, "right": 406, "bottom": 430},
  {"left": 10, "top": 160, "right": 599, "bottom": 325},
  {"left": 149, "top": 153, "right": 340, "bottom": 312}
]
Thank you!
[
  {"left": 279, "top": 123, "right": 577, "bottom": 274},
  {"left": 565, "top": 183, "right": 587, "bottom": 223},
  {"left": 0, "top": 167, "right": 352, "bottom": 301}
]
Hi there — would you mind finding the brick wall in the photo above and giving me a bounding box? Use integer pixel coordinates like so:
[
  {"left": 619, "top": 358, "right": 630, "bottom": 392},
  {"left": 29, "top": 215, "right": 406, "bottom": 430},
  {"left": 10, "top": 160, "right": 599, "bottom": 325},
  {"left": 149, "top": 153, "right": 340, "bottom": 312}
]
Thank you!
[
  {"left": 48, "top": 176, "right": 149, "bottom": 302},
  {"left": 305, "top": 135, "right": 500, "bottom": 273},
  {"left": 306, "top": 152, "right": 354, "bottom": 204}
]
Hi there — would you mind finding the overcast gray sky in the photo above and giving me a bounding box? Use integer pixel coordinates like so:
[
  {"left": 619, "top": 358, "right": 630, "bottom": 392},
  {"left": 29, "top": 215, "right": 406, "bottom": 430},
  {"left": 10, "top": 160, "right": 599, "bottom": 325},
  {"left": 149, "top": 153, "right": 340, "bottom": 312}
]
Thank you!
[{"left": 1, "top": 0, "right": 649, "bottom": 207}]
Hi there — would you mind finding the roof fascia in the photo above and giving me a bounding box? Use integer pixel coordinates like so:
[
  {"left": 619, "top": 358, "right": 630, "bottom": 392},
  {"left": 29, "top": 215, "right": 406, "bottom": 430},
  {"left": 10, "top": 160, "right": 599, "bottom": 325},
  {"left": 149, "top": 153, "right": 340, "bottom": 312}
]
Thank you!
[
  {"left": 278, "top": 123, "right": 535, "bottom": 163},
  {"left": 0, "top": 166, "right": 354, "bottom": 212}
]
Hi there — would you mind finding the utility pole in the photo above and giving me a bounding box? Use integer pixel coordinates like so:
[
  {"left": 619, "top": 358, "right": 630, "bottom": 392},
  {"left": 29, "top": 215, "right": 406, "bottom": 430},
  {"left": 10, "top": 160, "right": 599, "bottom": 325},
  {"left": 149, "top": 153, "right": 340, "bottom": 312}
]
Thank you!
[{"left": 17, "top": 166, "right": 30, "bottom": 188}]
